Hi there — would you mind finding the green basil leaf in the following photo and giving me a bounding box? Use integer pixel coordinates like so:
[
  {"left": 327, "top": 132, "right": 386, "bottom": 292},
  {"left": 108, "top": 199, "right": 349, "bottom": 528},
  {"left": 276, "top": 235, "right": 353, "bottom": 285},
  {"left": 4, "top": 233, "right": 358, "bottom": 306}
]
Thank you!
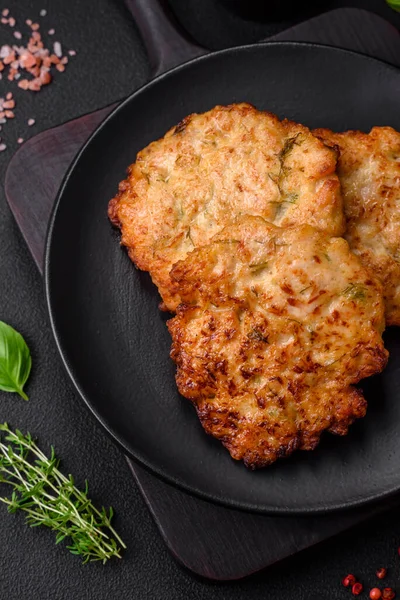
[
  {"left": 0, "top": 321, "right": 31, "bottom": 400},
  {"left": 387, "top": 0, "right": 400, "bottom": 11}
]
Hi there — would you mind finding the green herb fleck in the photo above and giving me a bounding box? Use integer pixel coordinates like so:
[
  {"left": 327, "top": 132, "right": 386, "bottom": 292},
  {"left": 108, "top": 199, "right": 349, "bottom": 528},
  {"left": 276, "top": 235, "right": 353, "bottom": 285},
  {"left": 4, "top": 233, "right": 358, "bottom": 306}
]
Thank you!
[
  {"left": 279, "top": 134, "right": 301, "bottom": 161},
  {"left": 248, "top": 328, "right": 269, "bottom": 343},
  {"left": 0, "top": 424, "right": 126, "bottom": 564},
  {"left": 249, "top": 262, "right": 269, "bottom": 273},
  {"left": 342, "top": 283, "right": 367, "bottom": 301},
  {"left": 0, "top": 321, "right": 31, "bottom": 401},
  {"left": 284, "top": 193, "right": 298, "bottom": 204}
]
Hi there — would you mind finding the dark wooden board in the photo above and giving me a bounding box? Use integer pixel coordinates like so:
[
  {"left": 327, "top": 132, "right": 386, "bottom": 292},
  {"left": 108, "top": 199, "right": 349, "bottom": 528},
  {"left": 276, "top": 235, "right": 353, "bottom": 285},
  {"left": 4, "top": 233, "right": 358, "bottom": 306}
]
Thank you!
[{"left": 5, "top": 2, "right": 400, "bottom": 580}]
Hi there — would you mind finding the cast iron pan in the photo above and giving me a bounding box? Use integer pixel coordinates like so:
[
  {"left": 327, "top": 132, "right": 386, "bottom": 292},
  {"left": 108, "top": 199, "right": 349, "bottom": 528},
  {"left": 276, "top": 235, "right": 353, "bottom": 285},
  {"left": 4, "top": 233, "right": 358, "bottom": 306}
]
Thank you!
[{"left": 45, "top": 0, "right": 400, "bottom": 515}]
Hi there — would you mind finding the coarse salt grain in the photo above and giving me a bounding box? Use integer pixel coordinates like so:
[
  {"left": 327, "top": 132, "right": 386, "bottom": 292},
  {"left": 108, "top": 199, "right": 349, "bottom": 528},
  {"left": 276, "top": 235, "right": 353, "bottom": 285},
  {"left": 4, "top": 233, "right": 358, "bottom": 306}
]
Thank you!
[
  {"left": 17, "top": 137, "right": 23, "bottom": 144},
  {"left": 53, "top": 41, "right": 62, "bottom": 57},
  {"left": 0, "top": 45, "right": 10, "bottom": 58},
  {"left": 0, "top": 11, "right": 76, "bottom": 151}
]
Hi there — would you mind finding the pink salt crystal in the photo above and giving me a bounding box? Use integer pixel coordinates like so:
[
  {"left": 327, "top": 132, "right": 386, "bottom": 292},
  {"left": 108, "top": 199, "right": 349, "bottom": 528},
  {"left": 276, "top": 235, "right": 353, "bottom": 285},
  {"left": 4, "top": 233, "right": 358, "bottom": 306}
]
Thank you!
[
  {"left": 61, "top": 56, "right": 68, "bottom": 65},
  {"left": 8, "top": 16, "right": 15, "bottom": 26},
  {"left": 13, "top": 31, "right": 22, "bottom": 40},
  {"left": 31, "top": 23, "right": 39, "bottom": 31},
  {"left": 0, "top": 45, "right": 11, "bottom": 58},
  {"left": 5, "top": 110, "right": 14, "bottom": 118},
  {"left": 48, "top": 28, "right": 55, "bottom": 35},
  {"left": 28, "top": 79, "right": 41, "bottom": 91},
  {"left": 17, "top": 79, "right": 29, "bottom": 90},
  {"left": 27, "top": 118, "right": 35, "bottom": 126},
  {"left": 40, "top": 70, "right": 51, "bottom": 85},
  {"left": 3, "top": 52, "right": 15, "bottom": 64},
  {"left": 55, "top": 63, "right": 65, "bottom": 72},
  {"left": 53, "top": 41, "right": 62, "bottom": 57},
  {"left": 1, "top": 8, "right": 9, "bottom": 16},
  {"left": 20, "top": 52, "right": 36, "bottom": 68},
  {"left": 1, "top": 18, "right": 8, "bottom": 24},
  {"left": 17, "top": 137, "right": 23, "bottom": 144},
  {"left": 6, "top": 92, "right": 11, "bottom": 99},
  {"left": 3, "top": 100, "right": 15, "bottom": 109},
  {"left": 68, "top": 49, "right": 76, "bottom": 56},
  {"left": 39, "top": 9, "right": 47, "bottom": 17},
  {"left": 0, "top": 143, "right": 7, "bottom": 151}
]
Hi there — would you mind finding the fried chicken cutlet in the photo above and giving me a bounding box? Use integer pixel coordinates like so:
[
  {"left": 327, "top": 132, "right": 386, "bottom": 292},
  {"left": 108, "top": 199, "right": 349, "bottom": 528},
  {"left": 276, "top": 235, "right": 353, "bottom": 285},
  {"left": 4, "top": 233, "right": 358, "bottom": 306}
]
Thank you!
[
  {"left": 314, "top": 126, "right": 400, "bottom": 325},
  {"left": 168, "top": 217, "right": 387, "bottom": 468},
  {"left": 109, "top": 103, "right": 344, "bottom": 311}
]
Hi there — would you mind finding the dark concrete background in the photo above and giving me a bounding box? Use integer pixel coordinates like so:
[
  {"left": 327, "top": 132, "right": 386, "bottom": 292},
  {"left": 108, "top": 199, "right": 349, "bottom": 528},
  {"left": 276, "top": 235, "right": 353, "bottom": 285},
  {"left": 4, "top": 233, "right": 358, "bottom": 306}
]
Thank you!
[{"left": 0, "top": 1, "right": 399, "bottom": 598}]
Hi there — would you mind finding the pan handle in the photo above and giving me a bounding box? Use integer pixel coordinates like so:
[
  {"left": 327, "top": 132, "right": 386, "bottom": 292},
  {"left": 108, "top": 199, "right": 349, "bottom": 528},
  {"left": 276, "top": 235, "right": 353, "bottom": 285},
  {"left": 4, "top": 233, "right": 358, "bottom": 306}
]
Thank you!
[{"left": 124, "top": 0, "right": 208, "bottom": 77}]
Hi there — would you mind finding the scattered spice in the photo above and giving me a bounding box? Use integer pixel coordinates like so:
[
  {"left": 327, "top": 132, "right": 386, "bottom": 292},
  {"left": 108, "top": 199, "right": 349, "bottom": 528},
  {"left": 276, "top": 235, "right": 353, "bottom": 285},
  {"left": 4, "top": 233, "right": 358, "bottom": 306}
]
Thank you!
[
  {"left": 382, "top": 589, "right": 396, "bottom": 600},
  {"left": 377, "top": 568, "right": 388, "bottom": 580},
  {"left": 17, "top": 137, "right": 23, "bottom": 143},
  {"left": 352, "top": 583, "right": 364, "bottom": 596},
  {"left": 0, "top": 8, "right": 77, "bottom": 148},
  {"left": 343, "top": 575, "right": 357, "bottom": 587},
  {"left": 370, "top": 589, "right": 382, "bottom": 600}
]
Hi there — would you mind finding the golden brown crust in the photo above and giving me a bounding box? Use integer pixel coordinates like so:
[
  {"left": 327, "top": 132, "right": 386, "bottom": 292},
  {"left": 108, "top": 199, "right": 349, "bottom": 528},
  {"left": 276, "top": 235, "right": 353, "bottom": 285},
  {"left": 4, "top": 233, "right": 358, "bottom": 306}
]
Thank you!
[
  {"left": 168, "top": 217, "right": 387, "bottom": 468},
  {"left": 109, "top": 103, "right": 344, "bottom": 311},
  {"left": 314, "top": 126, "right": 400, "bottom": 326}
]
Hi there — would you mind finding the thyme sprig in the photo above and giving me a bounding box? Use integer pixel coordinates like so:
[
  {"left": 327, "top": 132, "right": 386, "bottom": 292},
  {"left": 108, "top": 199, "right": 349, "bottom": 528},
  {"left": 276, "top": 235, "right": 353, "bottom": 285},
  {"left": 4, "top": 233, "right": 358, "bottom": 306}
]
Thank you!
[{"left": 0, "top": 423, "right": 126, "bottom": 563}]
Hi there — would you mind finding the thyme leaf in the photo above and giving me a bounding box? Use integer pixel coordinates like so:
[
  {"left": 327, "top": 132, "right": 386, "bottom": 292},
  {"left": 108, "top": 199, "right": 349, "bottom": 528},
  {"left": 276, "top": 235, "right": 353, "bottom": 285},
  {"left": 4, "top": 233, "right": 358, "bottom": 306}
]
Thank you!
[{"left": 0, "top": 424, "right": 126, "bottom": 564}]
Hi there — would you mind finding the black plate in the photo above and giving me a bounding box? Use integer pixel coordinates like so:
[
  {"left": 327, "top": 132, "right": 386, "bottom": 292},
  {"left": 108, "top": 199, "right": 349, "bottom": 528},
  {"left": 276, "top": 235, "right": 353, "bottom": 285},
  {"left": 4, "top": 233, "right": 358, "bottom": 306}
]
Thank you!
[{"left": 46, "top": 42, "right": 400, "bottom": 514}]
